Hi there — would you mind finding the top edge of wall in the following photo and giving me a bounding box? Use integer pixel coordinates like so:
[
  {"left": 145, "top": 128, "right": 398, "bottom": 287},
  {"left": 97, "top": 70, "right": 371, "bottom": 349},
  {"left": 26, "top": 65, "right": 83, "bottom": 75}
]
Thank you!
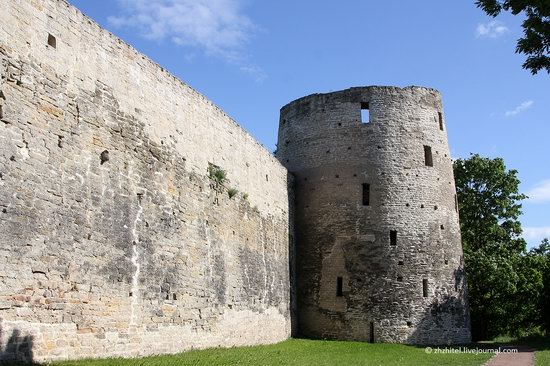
[
  {"left": 48, "top": 0, "right": 280, "bottom": 166},
  {"left": 280, "top": 85, "right": 441, "bottom": 112}
]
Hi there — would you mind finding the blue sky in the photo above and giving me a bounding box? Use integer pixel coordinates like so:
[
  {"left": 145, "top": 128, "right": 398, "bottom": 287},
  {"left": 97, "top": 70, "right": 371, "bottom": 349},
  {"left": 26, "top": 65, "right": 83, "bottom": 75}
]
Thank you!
[{"left": 67, "top": 0, "right": 549, "bottom": 248}]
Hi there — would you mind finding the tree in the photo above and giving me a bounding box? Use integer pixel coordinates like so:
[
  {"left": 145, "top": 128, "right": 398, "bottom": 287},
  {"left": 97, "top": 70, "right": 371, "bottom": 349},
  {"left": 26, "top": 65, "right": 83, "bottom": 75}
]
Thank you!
[
  {"left": 476, "top": 0, "right": 550, "bottom": 74},
  {"left": 454, "top": 154, "right": 530, "bottom": 340},
  {"left": 532, "top": 238, "right": 550, "bottom": 333}
]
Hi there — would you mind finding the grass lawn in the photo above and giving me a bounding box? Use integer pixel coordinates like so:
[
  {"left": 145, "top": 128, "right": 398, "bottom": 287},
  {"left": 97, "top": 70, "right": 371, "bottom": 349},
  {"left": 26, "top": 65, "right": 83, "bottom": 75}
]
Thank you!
[
  {"left": 44, "top": 339, "right": 493, "bottom": 366},
  {"left": 487, "top": 334, "right": 550, "bottom": 366},
  {"left": 536, "top": 350, "right": 550, "bottom": 366},
  {"left": 514, "top": 335, "right": 550, "bottom": 366}
]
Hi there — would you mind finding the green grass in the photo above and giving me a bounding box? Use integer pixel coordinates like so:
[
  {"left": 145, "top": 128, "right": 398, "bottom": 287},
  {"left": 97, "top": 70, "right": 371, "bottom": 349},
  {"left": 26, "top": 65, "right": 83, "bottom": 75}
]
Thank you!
[
  {"left": 484, "top": 334, "right": 550, "bottom": 366},
  {"left": 509, "top": 334, "right": 550, "bottom": 366},
  {"left": 46, "top": 339, "right": 493, "bottom": 366},
  {"left": 536, "top": 350, "right": 550, "bottom": 366}
]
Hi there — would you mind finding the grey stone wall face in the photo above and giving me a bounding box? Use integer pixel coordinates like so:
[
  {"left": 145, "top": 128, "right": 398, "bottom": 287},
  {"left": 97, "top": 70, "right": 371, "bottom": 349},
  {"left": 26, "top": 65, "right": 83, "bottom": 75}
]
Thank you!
[
  {"left": 276, "top": 86, "right": 471, "bottom": 344},
  {"left": 0, "top": 0, "right": 291, "bottom": 362}
]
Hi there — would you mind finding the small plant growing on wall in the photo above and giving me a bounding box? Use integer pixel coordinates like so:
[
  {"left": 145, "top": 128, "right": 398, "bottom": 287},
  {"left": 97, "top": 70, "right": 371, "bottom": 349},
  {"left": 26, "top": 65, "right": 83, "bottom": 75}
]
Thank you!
[
  {"left": 228, "top": 188, "right": 239, "bottom": 199},
  {"left": 242, "top": 192, "right": 249, "bottom": 201},
  {"left": 208, "top": 163, "right": 228, "bottom": 192}
]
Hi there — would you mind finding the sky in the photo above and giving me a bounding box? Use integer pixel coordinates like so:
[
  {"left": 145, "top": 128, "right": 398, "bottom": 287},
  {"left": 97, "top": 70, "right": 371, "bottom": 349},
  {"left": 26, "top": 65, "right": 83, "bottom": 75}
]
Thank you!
[{"left": 67, "top": 0, "right": 549, "bottom": 248}]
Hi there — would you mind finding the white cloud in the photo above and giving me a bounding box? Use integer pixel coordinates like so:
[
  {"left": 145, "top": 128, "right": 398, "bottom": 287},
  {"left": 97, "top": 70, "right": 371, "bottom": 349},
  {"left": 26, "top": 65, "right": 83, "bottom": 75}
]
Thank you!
[
  {"left": 523, "top": 226, "right": 550, "bottom": 242},
  {"left": 527, "top": 179, "right": 550, "bottom": 203},
  {"left": 476, "top": 20, "right": 509, "bottom": 38},
  {"left": 505, "top": 100, "right": 534, "bottom": 117},
  {"left": 239, "top": 65, "right": 267, "bottom": 83},
  {"left": 108, "top": 0, "right": 265, "bottom": 80}
]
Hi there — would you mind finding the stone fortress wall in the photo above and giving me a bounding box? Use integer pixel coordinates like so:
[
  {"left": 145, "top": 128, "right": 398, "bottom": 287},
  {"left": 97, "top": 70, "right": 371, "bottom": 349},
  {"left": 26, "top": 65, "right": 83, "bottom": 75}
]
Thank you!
[
  {"left": 0, "top": 0, "right": 292, "bottom": 362},
  {"left": 276, "top": 87, "right": 471, "bottom": 344},
  {"left": 0, "top": 0, "right": 472, "bottom": 363}
]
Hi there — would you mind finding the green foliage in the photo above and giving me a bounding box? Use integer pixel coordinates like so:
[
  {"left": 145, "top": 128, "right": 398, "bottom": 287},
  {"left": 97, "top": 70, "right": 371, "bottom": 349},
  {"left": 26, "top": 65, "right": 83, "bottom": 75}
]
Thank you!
[
  {"left": 242, "top": 192, "right": 249, "bottom": 200},
  {"left": 50, "top": 339, "right": 493, "bottom": 366},
  {"left": 476, "top": 0, "right": 550, "bottom": 74},
  {"left": 454, "top": 154, "right": 531, "bottom": 340},
  {"left": 533, "top": 238, "right": 550, "bottom": 334},
  {"left": 227, "top": 187, "right": 239, "bottom": 199},
  {"left": 207, "top": 164, "right": 228, "bottom": 187}
]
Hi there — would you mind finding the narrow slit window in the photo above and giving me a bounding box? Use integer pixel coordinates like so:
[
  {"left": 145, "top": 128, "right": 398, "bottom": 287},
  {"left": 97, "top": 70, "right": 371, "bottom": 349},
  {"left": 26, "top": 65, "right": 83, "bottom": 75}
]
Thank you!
[
  {"left": 361, "top": 102, "right": 370, "bottom": 124},
  {"left": 369, "top": 322, "right": 375, "bottom": 343},
  {"left": 362, "top": 183, "right": 370, "bottom": 206},
  {"left": 438, "top": 112, "right": 444, "bottom": 130},
  {"left": 336, "top": 277, "right": 343, "bottom": 297},
  {"left": 424, "top": 145, "right": 433, "bottom": 167},
  {"left": 422, "top": 279, "right": 428, "bottom": 297},
  {"left": 390, "top": 230, "right": 397, "bottom": 246},
  {"left": 47, "top": 34, "right": 56, "bottom": 48}
]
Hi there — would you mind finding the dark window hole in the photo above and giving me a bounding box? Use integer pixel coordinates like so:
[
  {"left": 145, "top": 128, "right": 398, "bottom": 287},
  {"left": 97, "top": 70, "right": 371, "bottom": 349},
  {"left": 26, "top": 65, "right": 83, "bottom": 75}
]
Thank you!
[
  {"left": 362, "top": 184, "right": 370, "bottom": 206},
  {"left": 390, "top": 230, "right": 397, "bottom": 246},
  {"left": 100, "top": 150, "right": 109, "bottom": 165},
  {"left": 47, "top": 34, "right": 56, "bottom": 48},
  {"left": 361, "top": 102, "right": 370, "bottom": 124},
  {"left": 336, "top": 277, "right": 343, "bottom": 297},
  {"left": 424, "top": 145, "right": 433, "bottom": 167},
  {"left": 423, "top": 279, "right": 428, "bottom": 297}
]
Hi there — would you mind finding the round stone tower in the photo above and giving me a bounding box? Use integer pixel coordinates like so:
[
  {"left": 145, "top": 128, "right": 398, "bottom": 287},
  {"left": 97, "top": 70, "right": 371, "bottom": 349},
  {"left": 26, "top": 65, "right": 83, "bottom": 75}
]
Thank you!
[{"left": 276, "top": 86, "right": 471, "bottom": 344}]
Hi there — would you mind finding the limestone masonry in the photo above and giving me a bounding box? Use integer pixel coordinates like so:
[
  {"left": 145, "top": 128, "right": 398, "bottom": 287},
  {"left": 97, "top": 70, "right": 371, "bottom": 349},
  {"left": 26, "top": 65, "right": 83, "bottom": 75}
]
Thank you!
[
  {"left": 0, "top": 0, "right": 470, "bottom": 362},
  {"left": 277, "top": 87, "right": 471, "bottom": 344}
]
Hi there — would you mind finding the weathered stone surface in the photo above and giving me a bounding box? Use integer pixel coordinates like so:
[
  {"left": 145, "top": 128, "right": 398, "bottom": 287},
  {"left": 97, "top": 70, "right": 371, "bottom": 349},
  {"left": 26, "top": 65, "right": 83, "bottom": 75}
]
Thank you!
[
  {"left": 276, "top": 87, "right": 471, "bottom": 345},
  {"left": 0, "top": 0, "right": 471, "bottom": 362},
  {"left": 0, "top": 0, "right": 291, "bottom": 362}
]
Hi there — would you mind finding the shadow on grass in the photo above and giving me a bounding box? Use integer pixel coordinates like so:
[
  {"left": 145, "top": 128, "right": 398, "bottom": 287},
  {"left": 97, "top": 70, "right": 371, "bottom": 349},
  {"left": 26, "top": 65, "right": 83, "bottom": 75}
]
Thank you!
[{"left": 487, "top": 334, "right": 550, "bottom": 352}]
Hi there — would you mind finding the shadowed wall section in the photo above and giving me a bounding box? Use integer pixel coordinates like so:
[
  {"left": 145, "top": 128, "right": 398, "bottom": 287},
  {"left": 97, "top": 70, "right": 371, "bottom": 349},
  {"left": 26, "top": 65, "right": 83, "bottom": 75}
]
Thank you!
[
  {"left": 276, "top": 86, "right": 471, "bottom": 345},
  {"left": 0, "top": 0, "right": 291, "bottom": 362}
]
